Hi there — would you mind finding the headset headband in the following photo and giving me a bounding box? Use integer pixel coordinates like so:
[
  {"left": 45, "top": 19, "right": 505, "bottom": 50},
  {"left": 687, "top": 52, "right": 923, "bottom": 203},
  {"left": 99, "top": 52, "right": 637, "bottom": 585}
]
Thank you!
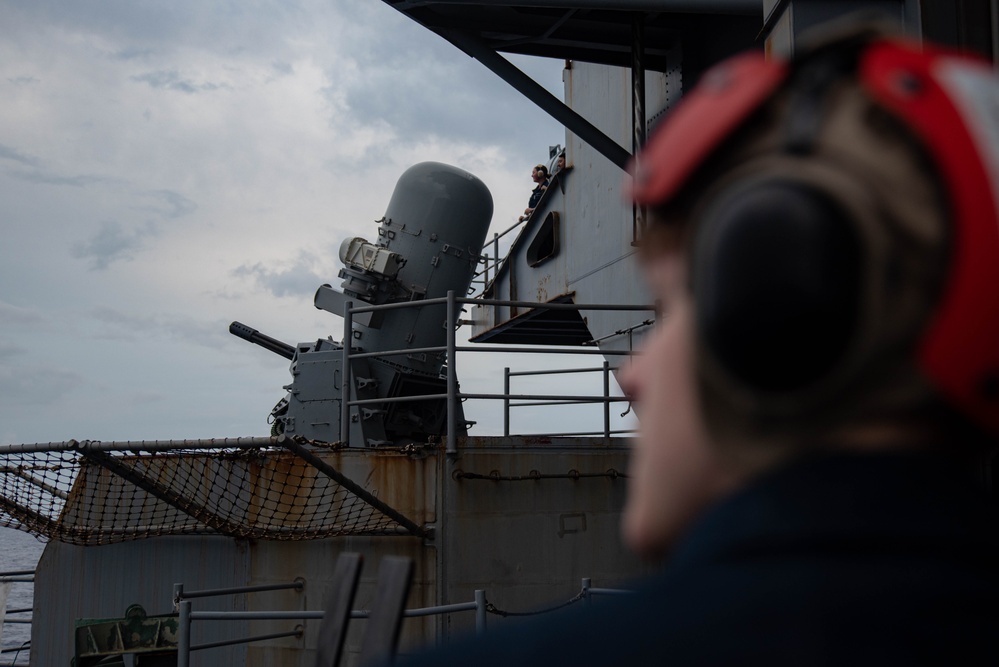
[{"left": 631, "top": 39, "right": 999, "bottom": 436}]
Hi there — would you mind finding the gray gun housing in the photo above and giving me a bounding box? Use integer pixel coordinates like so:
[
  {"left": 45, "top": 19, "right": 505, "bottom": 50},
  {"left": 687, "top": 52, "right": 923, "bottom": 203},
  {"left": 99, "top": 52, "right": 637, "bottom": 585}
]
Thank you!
[{"left": 235, "top": 162, "right": 493, "bottom": 446}]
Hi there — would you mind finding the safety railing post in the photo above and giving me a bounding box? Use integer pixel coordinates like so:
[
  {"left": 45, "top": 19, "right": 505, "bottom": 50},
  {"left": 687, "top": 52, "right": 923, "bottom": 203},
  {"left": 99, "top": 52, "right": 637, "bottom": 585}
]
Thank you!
[
  {"left": 503, "top": 367, "right": 511, "bottom": 437},
  {"left": 492, "top": 233, "right": 499, "bottom": 275},
  {"left": 582, "top": 577, "right": 592, "bottom": 606},
  {"left": 602, "top": 361, "right": 611, "bottom": 440},
  {"left": 446, "top": 290, "right": 458, "bottom": 455},
  {"left": 492, "top": 232, "right": 500, "bottom": 320},
  {"left": 173, "top": 582, "right": 184, "bottom": 610},
  {"left": 178, "top": 599, "right": 192, "bottom": 667},
  {"left": 341, "top": 301, "right": 353, "bottom": 445},
  {"left": 475, "top": 589, "right": 487, "bottom": 635}
]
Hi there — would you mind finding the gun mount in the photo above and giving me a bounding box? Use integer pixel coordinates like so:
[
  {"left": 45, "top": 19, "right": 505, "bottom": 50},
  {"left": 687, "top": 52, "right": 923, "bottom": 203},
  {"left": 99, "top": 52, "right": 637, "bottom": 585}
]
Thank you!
[{"left": 234, "top": 162, "right": 493, "bottom": 447}]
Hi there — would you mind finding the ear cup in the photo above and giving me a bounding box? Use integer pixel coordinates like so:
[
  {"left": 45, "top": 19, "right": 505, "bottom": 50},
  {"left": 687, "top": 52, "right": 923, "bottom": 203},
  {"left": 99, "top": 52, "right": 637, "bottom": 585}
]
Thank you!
[{"left": 693, "top": 180, "right": 863, "bottom": 392}]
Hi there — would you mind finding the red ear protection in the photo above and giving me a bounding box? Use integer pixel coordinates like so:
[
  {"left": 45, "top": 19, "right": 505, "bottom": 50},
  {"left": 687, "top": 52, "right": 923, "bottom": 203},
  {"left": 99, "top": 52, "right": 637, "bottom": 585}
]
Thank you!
[
  {"left": 631, "top": 52, "right": 788, "bottom": 205},
  {"left": 632, "top": 39, "right": 999, "bottom": 437},
  {"left": 860, "top": 42, "right": 999, "bottom": 435}
]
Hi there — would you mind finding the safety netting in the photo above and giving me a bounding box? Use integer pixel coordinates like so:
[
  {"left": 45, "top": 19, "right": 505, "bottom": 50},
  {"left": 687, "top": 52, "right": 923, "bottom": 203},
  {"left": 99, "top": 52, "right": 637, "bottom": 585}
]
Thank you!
[{"left": 0, "top": 437, "right": 424, "bottom": 546}]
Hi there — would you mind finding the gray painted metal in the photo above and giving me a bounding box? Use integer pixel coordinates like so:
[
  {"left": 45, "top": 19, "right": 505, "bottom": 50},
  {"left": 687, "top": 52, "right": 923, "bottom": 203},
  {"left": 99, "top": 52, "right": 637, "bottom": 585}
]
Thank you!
[
  {"left": 30, "top": 436, "right": 645, "bottom": 666},
  {"left": 313, "top": 553, "right": 362, "bottom": 667},
  {"left": 397, "top": 0, "right": 759, "bottom": 10},
  {"left": 185, "top": 600, "right": 481, "bottom": 622},
  {"left": 440, "top": 28, "right": 632, "bottom": 170},
  {"left": 469, "top": 59, "right": 670, "bottom": 369},
  {"left": 315, "top": 286, "right": 374, "bottom": 327},
  {"left": 357, "top": 557, "right": 414, "bottom": 667},
  {"left": 177, "top": 581, "right": 304, "bottom": 601},
  {"left": 279, "top": 162, "right": 491, "bottom": 446},
  {"left": 178, "top": 600, "right": 192, "bottom": 667},
  {"left": 0, "top": 437, "right": 278, "bottom": 454}
]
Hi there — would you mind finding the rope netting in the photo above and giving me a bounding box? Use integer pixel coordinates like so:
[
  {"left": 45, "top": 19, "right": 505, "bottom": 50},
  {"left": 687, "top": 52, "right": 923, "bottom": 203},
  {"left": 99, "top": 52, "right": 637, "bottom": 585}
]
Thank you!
[{"left": 0, "top": 438, "right": 423, "bottom": 545}]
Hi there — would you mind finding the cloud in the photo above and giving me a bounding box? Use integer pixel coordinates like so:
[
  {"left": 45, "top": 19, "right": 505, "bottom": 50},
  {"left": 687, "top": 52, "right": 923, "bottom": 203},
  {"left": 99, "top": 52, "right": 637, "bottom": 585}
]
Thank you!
[
  {"left": 112, "top": 47, "right": 154, "bottom": 61},
  {"left": 7, "top": 76, "right": 39, "bottom": 85},
  {"left": 325, "top": 6, "right": 566, "bottom": 160},
  {"left": 9, "top": 170, "right": 109, "bottom": 187},
  {"left": 232, "top": 251, "right": 331, "bottom": 298},
  {"left": 139, "top": 189, "right": 197, "bottom": 220},
  {"left": 131, "top": 70, "right": 229, "bottom": 94},
  {"left": 127, "top": 390, "right": 166, "bottom": 405},
  {"left": 0, "top": 362, "right": 83, "bottom": 408},
  {"left": 0, "top": 340, "right": 27, "bottom": 359},
  {"left": 71, "top": 221, "right": 154, "bottom": 270},
  {"left": 0, "top": 302, "right": 47, "bottom": 327},
  {"left": 0, "top": 144, "right": 40, "bottom": 168},
  {"left": 87, "top": 306, "right": 232, "bottom": 350}
]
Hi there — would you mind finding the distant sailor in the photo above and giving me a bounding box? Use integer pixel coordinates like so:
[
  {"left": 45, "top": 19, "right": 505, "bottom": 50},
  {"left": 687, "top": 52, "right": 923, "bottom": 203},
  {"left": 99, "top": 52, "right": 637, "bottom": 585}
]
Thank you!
[{"left": 518, "top": 164, "right": 549, "bottom": 222}]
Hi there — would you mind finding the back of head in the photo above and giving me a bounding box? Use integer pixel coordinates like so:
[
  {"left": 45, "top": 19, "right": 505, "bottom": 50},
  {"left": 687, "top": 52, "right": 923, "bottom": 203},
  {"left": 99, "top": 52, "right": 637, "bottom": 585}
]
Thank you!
[{"left": 631, "top": 22, "right": 999, "bottom": 457}]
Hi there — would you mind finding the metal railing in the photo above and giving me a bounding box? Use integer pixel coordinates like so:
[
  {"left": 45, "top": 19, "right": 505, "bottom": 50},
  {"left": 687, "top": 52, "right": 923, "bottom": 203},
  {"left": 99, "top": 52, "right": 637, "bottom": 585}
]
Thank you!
[
  {"left": 1, "top": 570, "right": 33, "bottom": 667},
  {"left": 470, "top": 217, "right": 530, "bottom": 298},
  {"left": 581, "top": 577, "right": 632, "bottom": 601},
  {"left": 173, "top": 575, "right": 627, "bottom": 666},
  {"left": 502, "top": 363, "right": 634, "bottom": 438},
  {"left": 173, "top": 580, "right": 487, "bottom": 667},
  {"left": 341, "top": 292, "right": 653, "bottom": 453}
]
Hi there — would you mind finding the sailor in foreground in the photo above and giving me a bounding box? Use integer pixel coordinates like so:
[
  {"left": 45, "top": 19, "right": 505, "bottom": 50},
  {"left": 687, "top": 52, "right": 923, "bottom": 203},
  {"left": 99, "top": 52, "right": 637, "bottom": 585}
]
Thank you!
[{"left": 398, "top": 22, "right": 999, "bottom": 666}]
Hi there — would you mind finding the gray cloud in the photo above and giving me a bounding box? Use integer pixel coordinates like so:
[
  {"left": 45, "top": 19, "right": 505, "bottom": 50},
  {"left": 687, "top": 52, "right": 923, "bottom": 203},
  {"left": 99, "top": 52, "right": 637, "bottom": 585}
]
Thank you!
[
  {"left": 112, "top": 46, "right": 154, "bottom": 61},
  {"left": 0, "top": 341, "right": 27, "bottom": 359},
  {"left": 232, "top": 252, "right": 329, "bottom": 298},
  {"left": 139, "top": 189, "right": 197, "bottom": 220},
  {"left": 0, "top": 362, "right": 83, "bottom": 408},
  {"left": 9, "top": 170, "right": 109, "bottom": 187},
  {"left": 127, "top": 390, "right": 166, "bottom": 405},
  {"left": 71, "top": 221, "right": 153, "bottom": 270},
  {"left": 0, "top": 302, "right": 47, "bottom": 326},
  {"left": 131, "top": 70, "right": 228, "bottom": 93},
  {"left": 323, "top": 2, "right": 564, "bottom": 159},
  {"left": 7, "top": 76, "right": 39, "bottom": 85},
  {"left": 88, "top": 306, "right": 231, "bottom": 350},
  {"left": 0, "top": 144, "right": 41, "bottom": 168}
]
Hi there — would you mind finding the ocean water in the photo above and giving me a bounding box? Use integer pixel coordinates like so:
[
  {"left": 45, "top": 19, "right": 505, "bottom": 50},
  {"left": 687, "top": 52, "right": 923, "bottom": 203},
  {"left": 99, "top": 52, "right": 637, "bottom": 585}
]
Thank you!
[{"left": 1, "top": 527, "right": 44, "bottom": 663}]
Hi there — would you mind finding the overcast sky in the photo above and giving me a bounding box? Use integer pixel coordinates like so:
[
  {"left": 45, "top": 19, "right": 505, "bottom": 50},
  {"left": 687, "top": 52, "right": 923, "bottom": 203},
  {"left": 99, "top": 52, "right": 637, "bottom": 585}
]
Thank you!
[{"left": 0, "top": 0, "right": 634, "bottom": 445}]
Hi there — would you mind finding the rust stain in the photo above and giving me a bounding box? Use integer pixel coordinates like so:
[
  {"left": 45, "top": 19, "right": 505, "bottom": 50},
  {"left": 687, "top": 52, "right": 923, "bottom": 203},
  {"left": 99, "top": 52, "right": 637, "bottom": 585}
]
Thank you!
[{"left": 536, "top": 273, "right": 551, "bottom": 303}]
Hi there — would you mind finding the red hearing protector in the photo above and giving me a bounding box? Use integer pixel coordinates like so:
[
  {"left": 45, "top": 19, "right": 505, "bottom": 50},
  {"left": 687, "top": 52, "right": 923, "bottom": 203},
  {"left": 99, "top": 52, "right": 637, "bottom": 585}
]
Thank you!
[{"left": 631, "top": 36, "right": 999, "bottom": 437}]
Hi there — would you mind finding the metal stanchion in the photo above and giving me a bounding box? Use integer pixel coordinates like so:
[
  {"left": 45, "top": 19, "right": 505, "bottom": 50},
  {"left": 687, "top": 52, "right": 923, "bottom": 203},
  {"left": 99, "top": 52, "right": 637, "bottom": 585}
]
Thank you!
[
  {"left": 475, "top": 589, "right": 487, "bottom": 635},
  {"left": 340, "top": 301, "right": 353, "bottom": 445},
  {"left": 446, "top": 290, "right": 458, "bottom": 455},
  {"left": 178, "top": 600, "right": 192, "bottom": 667}
]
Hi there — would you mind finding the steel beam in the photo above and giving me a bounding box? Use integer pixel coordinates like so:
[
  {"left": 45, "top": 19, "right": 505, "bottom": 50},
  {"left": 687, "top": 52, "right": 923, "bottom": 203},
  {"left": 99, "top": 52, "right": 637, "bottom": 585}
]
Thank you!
[
  {"left": 279, "top": 437, "right": 425, "bottom": 538},
  {"left": 439, "top": 27, "right": 633, "bottom": 170},
  {"left": 397, "top": 0, "right": 761, "bottom": 14}
]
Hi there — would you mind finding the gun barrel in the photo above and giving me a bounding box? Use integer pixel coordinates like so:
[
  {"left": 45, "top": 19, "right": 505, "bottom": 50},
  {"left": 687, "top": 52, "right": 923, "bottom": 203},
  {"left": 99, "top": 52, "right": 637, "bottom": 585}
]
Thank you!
[{"left": 229, "top": 321, "right": 296, "bottom": 360}]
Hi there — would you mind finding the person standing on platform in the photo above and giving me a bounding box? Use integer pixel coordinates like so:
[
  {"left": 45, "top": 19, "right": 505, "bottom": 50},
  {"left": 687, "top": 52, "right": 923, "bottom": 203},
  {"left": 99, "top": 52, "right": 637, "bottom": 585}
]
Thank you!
[{"left": 519, "top": 164, "right": 549, "bottom": 222}]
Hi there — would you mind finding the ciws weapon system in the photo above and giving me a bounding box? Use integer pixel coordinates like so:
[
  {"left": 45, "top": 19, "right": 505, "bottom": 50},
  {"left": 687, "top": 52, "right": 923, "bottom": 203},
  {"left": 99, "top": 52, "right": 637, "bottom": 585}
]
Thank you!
[{"left": 230, "top": 161, "right": 492, "bottom": 446}]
